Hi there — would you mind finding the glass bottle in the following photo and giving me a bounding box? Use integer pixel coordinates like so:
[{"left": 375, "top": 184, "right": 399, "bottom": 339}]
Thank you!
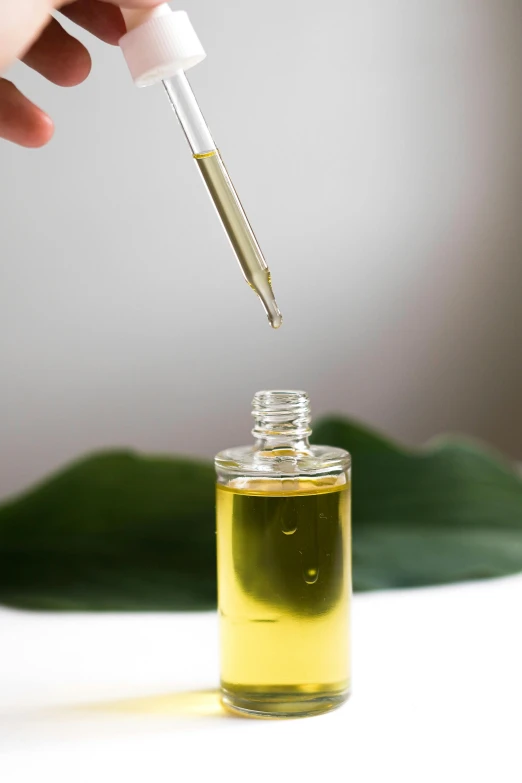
[{"left": 215, "top": 390, "right": 351, "bottom": 718}]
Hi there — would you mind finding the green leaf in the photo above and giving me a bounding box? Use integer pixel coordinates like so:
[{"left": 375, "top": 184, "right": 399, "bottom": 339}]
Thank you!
[
  {"left": 0, "top": 452, "right": 217, "bottom": 611},
  {"left": 313, "top": 418, "right": 522, "bottom": 590},
  {"left": 0, "top": 417, "right": 521, "bottom": 610}
]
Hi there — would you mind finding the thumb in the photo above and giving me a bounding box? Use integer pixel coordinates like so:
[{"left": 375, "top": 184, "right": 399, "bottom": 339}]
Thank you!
[
  {"left": 99, "top": 1, "right": 164, "bottom": 7},
  {"left": 0, "top": 1, "right": 55, "bottom": 73},
  {"left": 98, "top": 0, "right": 165, "bottom": 32}
]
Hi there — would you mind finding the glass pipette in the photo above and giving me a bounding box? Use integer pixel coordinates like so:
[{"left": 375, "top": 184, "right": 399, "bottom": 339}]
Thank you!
[
  {"left": 119, "top": 7, "right": 282, "bottom": 329},
  {"left": 163, "top": 74, "right": 282, "bottom": 329}
]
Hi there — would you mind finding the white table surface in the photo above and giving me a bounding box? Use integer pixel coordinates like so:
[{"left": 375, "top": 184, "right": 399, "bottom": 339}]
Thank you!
[{"left": 1, "top": 575, "right": 521, "bottom": 783}]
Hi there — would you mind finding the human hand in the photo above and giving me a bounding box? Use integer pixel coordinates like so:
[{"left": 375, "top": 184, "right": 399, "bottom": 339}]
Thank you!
[{"left": 0, "top": 0, "right": 160, "bottom": 147}]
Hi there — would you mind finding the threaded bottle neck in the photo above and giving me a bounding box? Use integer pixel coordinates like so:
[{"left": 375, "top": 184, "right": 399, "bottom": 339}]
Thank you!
[{"left": 251, "top": 390, "right": 312, "bottom": 446}]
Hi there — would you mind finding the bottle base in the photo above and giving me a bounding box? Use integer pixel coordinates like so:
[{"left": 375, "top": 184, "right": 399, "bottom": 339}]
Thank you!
[{"left": 221, "top": 686, "right": 350, "bottom": 719}]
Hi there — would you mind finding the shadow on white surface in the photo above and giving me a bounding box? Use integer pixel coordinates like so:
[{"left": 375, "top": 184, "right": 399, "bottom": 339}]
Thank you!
[
  {"left": 0, "top": 688, "right": 244, "bottom": 751},
  {"left": 72, "top": 688, "right": 229, "bottom": 719}
]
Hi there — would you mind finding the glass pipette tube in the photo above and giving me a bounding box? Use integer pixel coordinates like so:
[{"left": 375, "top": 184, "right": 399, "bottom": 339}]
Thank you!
[{"left": 163, "top": 72, "right": 282, "bottom": 329}]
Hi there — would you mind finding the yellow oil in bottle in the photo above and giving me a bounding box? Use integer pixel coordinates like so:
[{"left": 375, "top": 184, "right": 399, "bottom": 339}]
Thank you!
[
  {"left": 216, "top": 477, "right": 351, "bottom": 717},
  {"left": 194, "top": 151, "right": 282, "bottom": 329}
]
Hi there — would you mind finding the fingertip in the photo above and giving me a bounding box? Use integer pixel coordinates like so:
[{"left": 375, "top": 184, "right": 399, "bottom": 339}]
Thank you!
[
  {"left": 22, "top": 17, "right": 93, "bottom": 88},
  {"left": 55, "top": 50, "right": 92, "bottom": 87},
  {"left": 0, "top": 80, "right": 55, "bottom": 148},
  {"left": 17, "top": 112, "right": 55, "bottom": 148},
  {"left": 29, "top": 114, "right": 55, "bottom": 148}
]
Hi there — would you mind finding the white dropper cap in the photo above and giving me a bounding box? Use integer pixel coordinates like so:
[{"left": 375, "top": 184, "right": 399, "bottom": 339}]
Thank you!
[{"left": 119, "top": 4, "right": 206, "bottom": 87}]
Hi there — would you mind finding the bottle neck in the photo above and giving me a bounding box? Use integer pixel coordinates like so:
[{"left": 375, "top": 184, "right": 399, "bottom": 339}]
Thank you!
[{"left": 251, "top": 390, "right": 312, "bottom": 451}]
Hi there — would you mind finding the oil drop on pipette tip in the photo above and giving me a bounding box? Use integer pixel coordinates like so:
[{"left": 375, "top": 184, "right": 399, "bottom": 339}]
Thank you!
[{"left": 118, "top": 6, "right": 282, "bottom": 328}]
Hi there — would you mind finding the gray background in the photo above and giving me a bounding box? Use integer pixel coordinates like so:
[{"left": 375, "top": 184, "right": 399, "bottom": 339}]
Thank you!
[{"left": 1, "top": 0, "right": 521, "bottom": 499}]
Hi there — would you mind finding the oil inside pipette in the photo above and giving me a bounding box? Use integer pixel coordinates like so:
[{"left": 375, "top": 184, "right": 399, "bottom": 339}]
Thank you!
[{"left": 194, "top": 150, "right": 282, "bottom": 329}]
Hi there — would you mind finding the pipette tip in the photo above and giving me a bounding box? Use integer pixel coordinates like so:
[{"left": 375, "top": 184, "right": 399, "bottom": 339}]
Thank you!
[
  {"left": 260, "top": 289, "right": 282, "bottom": 329},
  {"left": 251, "top": 270, "right": 282, "bottom": 330},
  {"left": 269, "top": 309, "right": 283, "bottom": 330}
]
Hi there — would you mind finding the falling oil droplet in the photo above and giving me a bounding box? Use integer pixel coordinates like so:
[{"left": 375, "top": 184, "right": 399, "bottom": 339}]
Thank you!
[
  {"left": 304, "top": 567, "right": 319, "bottom": 585},
  {"left": 282, "top": 524, "right": 297, "bottom": 536}
]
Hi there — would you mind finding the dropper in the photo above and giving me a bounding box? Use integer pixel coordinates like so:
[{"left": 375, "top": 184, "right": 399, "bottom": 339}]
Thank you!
[{"left": 119, "top": 5, "right": 282, "bottom": 329}]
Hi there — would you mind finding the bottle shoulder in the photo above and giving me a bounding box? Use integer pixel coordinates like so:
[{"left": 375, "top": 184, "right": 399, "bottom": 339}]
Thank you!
[{"left": 215, "top": 443, "right": 351, "bottom": 479}]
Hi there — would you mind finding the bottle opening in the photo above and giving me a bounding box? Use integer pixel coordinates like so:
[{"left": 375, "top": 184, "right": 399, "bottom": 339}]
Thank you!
[{"left": 252, "top": 390, "right": 312, "bottom": 441}]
